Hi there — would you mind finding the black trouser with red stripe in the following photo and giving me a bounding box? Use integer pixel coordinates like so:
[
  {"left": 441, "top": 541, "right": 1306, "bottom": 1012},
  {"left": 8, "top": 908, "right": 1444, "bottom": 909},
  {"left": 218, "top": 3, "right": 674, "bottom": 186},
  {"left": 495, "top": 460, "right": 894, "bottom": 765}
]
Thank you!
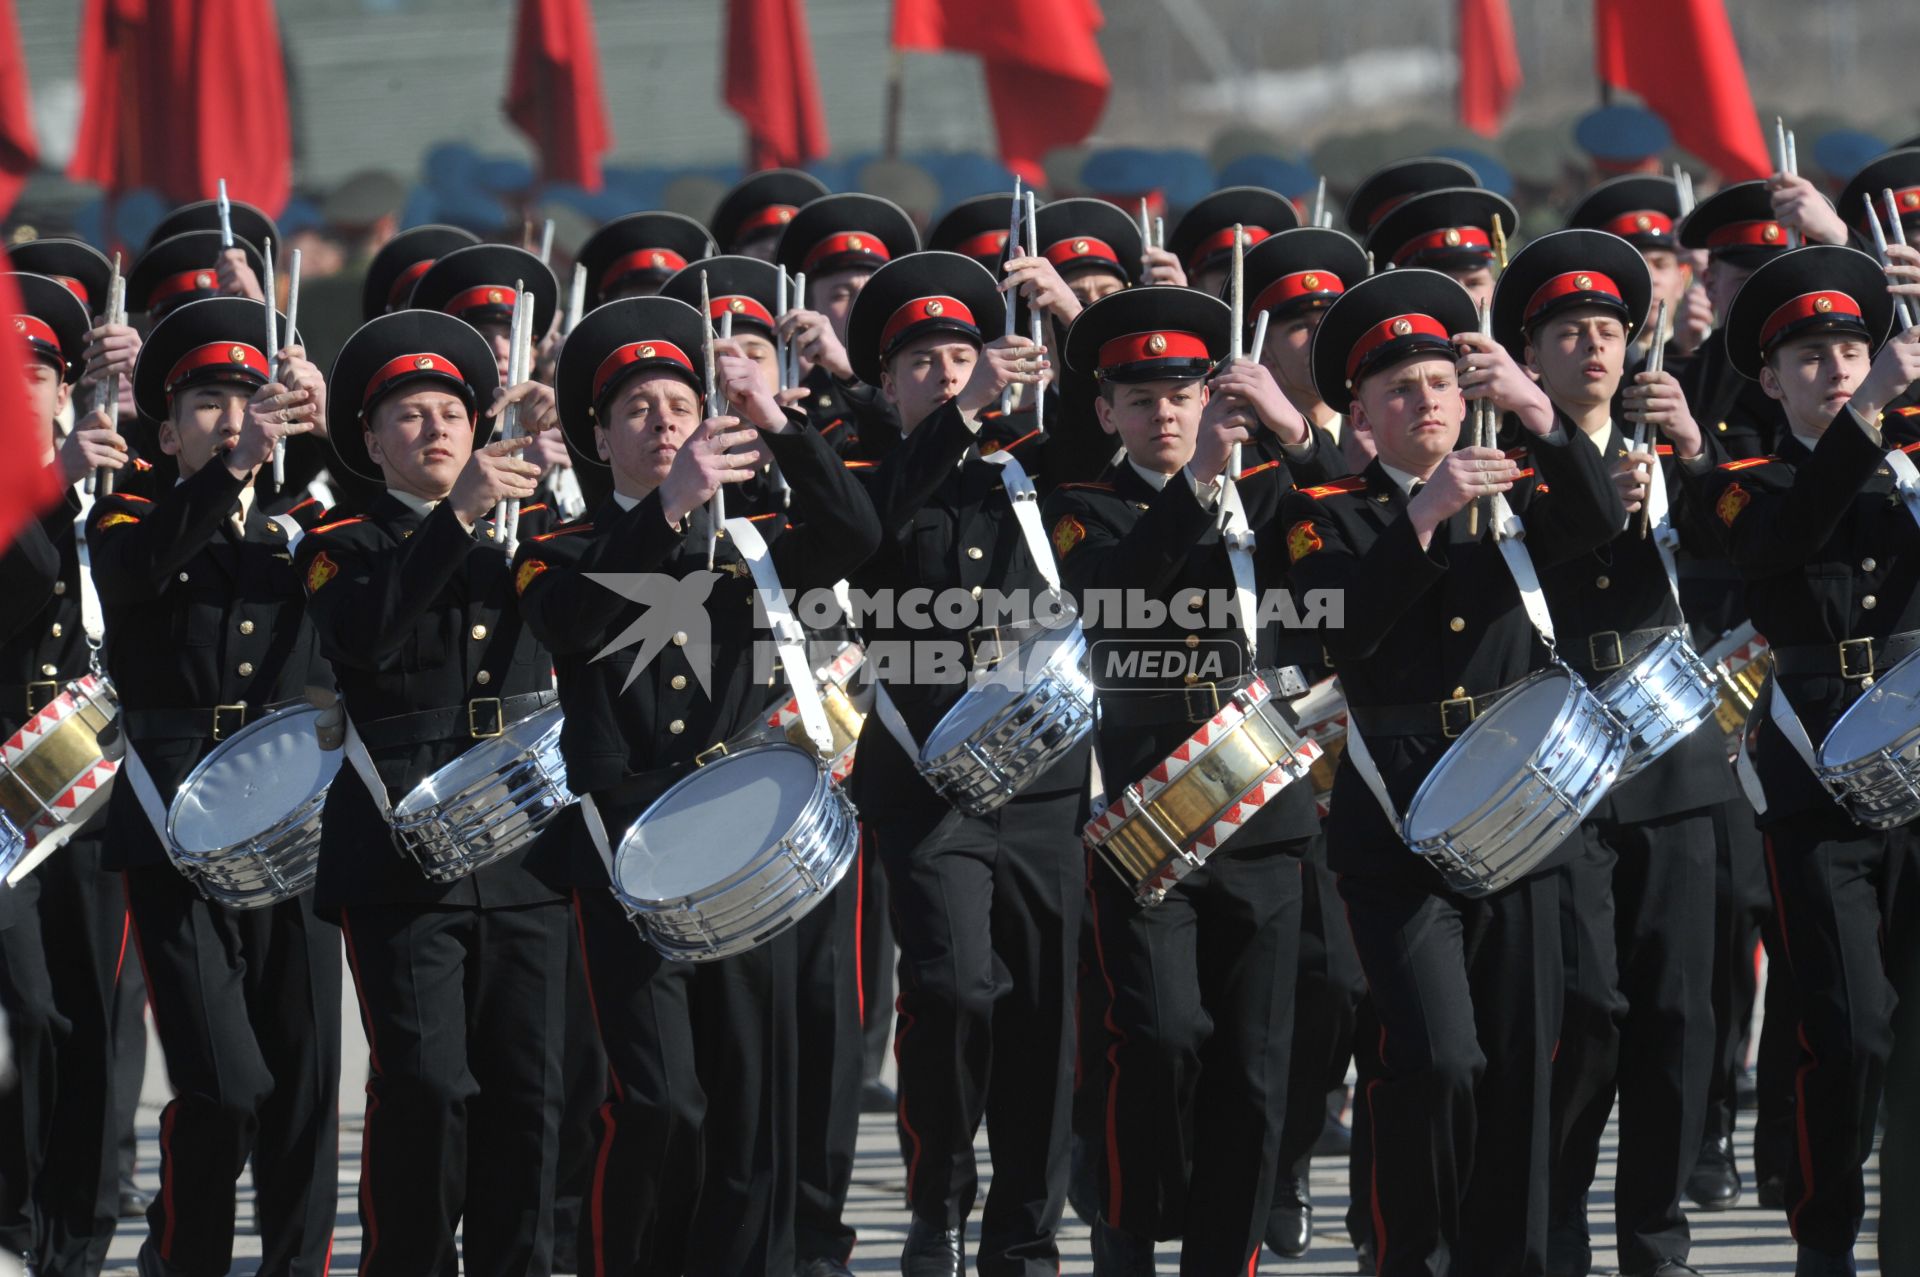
[
  {"left": 338, "top": 900, "right": 570, "bottom": 1277},
  {"left": 572, "top": 885, "right": 798, "bottom": 1277},
  {"left": 552, "top": 928, "right": 609, "bottom": 1273},
  {"left": 1338, "top": 866, "right": 1562, "bottom": 1277},
  {"left": 1761, "top": 809, "right": 1920, "bottom": 1254},
  {"left": 793, "top": 847, "right": 864, "bottom": 1265},
  {"left": 1701, "top": 791, "right": 1780, "bottom": 1174},
  {"left": 1550, "top": 810, "right": 1717, "bottom": 1272},
  {"left": 868, "top": 788, "right": 1081, "bottom": 1275},
  {"left": 1272, "top": 837, "right": 1364, "bottom": 1194},
  {"left": 123, "top": 863, "right": 340, "bottom": 1277},
  {"left": 0, "top": 834, "right": 125, "bottom": 1276},
  {"left": 1091, "top": 838, "right": 1303, "bottom": 1273}
]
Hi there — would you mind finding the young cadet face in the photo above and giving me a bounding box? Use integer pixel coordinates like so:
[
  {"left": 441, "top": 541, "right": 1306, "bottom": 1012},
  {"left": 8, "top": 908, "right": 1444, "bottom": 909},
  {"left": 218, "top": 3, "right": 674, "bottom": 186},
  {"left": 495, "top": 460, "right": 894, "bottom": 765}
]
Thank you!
[
  {"left": 1704, "top": 256, "right": 1756, "bottom": 323},
  {"left": 1261, "top": 308, "right": 1325, "bottom": 405},
  {"left": 1351, "top": 352, "right": 1466, "bottom": 475},
  {"left": 1642, "top": 248, "right": 1689, "bottom": 315},
  {"left": 365, "top": 385, "right": 475, "bottom": 499},
  {"left": 1525, "top": 303, "right": 1627, "bottom": 415},
  {"left": 1094, "top": 376, "right": 1209, "bottom": 474},
  {"left": 1761, "top": 331, "right": 1873, "bottom": 435},
  {"left": 475, "top": 317, "right": 513, "bottom": 382},
  {"left": 1190, "top": 263, "right": 1228, "bottom": 301},
  {"left": 1065, "top": 266, "right": 1126, "bottom": 307},
  {"left": 732, "top": 329, "right": 779, "bottom": 391},
  {"left": 162, "top": 382, "right": 254, "bottom": 478},
  {"left": 1443, "top": 264, "right": 1496, "bottom": 311},
  {"left": 881, "top": 333, "right": 979, "bottom": 434},
  {"left": 811, "top": 268, "right": 871, "bottom": 344},
  {"left": 596, "top": 370, "right": 703, "bottom": 490},
  {"left": 22, "top": 358, "right": 70, "bottom": 443}
]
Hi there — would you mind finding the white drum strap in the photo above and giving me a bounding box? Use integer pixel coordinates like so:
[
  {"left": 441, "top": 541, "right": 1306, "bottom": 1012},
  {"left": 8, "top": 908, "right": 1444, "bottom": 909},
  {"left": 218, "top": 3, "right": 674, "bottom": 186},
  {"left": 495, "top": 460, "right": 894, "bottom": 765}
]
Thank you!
[
  {"left": 1885, "top": 447, "right": 1920, "bottom": 529},
  {"left": 578, "top": 793, "right": 617, "bottom": 882},
  {"left": 1645, "top": 456, "right": 1682, "bottom": 607},
  {"left": 1734, "top": 702, "right": 1770, "bottom": 816},
  {"left": 1489, "top": 493, "right": 1560, "bottom": 651},
  {"left": 547, "top": 465, "right": 588, "bottom": 520},
  {"left": 269, "top": 513, "right": 305, "bottom": 554},
  {"left": 725, "top": 516, "right": 833, "bottom": 757},
  {"left": 1337, "top": 711, "right": 1405, "bottom": 838},
  {"left": 117, "top": 740, "right": 174, "bottom": 848},
  {"left": 71, "top": 496, "right": 105, "bottom": 650},
  {"left": 339, "top": 719, "right": 392, "bottom": 820},
  {"left": 872, "top": 681, "right": 921, "bottom": 761},
  {"left": 1221, "top": 480, "right": 1260, "bottom": 656},
  {"left": 982, "top": 451, "right": 1061, "bottom": 592},
  {"left": 1765, "top": 676, "right": 1824, "bottom": 780}
]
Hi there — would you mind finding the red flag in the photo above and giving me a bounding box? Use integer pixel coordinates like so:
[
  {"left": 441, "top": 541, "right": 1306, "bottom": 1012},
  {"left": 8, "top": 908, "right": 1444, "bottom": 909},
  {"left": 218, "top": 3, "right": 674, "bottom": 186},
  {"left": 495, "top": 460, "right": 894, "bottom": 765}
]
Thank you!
[
  {"left": 0, "top": 258, "right": 67, "bottom": 558},
  {"left": 726, "top": 0, "right": 830, "bottom": 170},
  {"left": 0, "top": 0, "right": 37, "bottom": 218},
  {"left": 69, "top": 0, "right": 291, "bottom": 215},
  {"left": 1458, "top": 0, "right": 1521, "bottom": 137},
  {"left": 894, "top": 0, "right": 1110, "bottom": 186},
  {"left": 1595, "top": 0, "right": 1768, "bottom": 180},
  {"left": 506, "top": 0, "right": 613, "bottom": 192}
]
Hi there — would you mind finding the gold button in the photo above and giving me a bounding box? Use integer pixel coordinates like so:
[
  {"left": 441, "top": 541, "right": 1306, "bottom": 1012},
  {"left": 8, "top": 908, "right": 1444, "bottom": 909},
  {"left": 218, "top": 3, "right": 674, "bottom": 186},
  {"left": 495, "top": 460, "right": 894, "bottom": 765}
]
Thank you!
[
  {"left": 1185, "top": 634, "right": 1201, "bottom": 649},
  {"left": 1862, "top": 558, "right": 1877, "bottom": 572},
  {"left": 238, "top": 620, "right": 254, "bottom": 635},
  {"left": 40, "top": 663, "right": 55, "bottom": 677},
  {"left": 471, "top": 624, "right": 488, "bottom": 641},
  {"left": 816, "top": 395, "right": 831, "bottom": 407},
  {"left": 1183, "top": 672, "right": 1200, "bottom": 685},
  {"left": 1863, "top": 595, "right": 1878, "bottom": 609},
  {"left": 671, "top": 674, "right": 687, "bottom": 690},
  {"left": 177, "top": 572, "right": 189, "bottom": 582},
  {"left": 237, "top": 661, "right": 254, "bottom": 677},
  {"left": 970, "top": 585, "right": 982, "bottom": 599},
  {"left": 1861, "top": 675, "right": 1876, "bottom": 689},
  {"left": 966, "top": 546, "right": 984, "bottom": 560},
  {"left": 1716, "top": 421, "right": 1728, "bottom": 432},
  {"left": 52, "top": 580, "right": 65, "bottom": 595},
  {"left": 1448, "top": 617, "right": 1465, "bottom": 632},
  {"left": 1596, "top": 576, "right": 1611, "bottom": 590},
  {"left": 49, "top": 623, "right": 62, "bottom": 638},
  {"left": 476, "top": 670, "right": 492, "bottom": 685},
  {"left": 669, "top": 719, "right": 685, "bottom": 734},
  {"left": 672, "top": 631, "right": 688, "bottom": 646},
  {"left": 1453, "top": 686, "right": 1468, "bottom": 699}
]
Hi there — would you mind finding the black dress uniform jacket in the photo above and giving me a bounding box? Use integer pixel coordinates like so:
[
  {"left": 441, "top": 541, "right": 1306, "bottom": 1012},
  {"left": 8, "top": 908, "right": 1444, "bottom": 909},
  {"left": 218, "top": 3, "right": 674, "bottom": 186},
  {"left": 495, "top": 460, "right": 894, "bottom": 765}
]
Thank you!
[
  {"left": 515, "top": 413, "right": 880, "bottom": 884},
  {"left": 3, "top": 494, "right": 92, "bottom": 736},
  {"left": 87, "top": 462, "right": 330, "bottom": 867},
  {"left": 294, "top": 492, "right": 569, "bottom": 909},
  {"left": 1275, "top": 422, "right": 1625, "bottom": 880}
]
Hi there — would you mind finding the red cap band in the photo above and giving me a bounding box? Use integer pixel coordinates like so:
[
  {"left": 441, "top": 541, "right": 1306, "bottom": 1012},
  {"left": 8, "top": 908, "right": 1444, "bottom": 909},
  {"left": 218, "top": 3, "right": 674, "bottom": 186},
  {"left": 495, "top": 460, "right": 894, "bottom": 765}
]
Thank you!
[
  {"left": 1096, "top": 329, "right": 1212, "bottom": 372},
  {"left": 445, "top": 284, "right": 517, "bottom": 317},
  {"left": 165, "top": 341, "right": 269, "bottom": 395},
  {"left": 1252, "top": 269, "right": 1345, "bottom": 316},
  {"left": 1895, "top": 187, "right": 1920, "bottom": 215},
  {"left": 1391, "top": 226, "right": 1492, "bottom": 267},
  {"left": 1187, "top": 225, "right": 1270, "bottom": 272},
  {"left": 591, "top": 340, "right": 696, "bottom": 403},
  {"left": 12, "top": 314, "right": 60, "bottom": 366},
  {"left": 386, "top": 258, "right": 436, "bottom": 308},
  {"left": 955, "top": 230, "right": 1009, "bottom": 260},
  {"left": 149, "top": 268, "right": 220, "bottom": 310},
  {"left": 736, "top": 204, "right": 799, "bottom": 240},
  {"left": 50, "top": 276, "right": 88, "bottom": 306},
  {"left": 1601, "top": 210, "right": 1674, "bottom": 239},
  {"left": 1044, "top": 236, "right": 1121, "bottom": 269},
  {"left": 708, "top": 294, "right": 777, "bottom": 328},
  {"left": 1523, "top": 270, "right": 1625, "bottom": 325},
  {"left": 1344, "top": 313, "right": 1452, "bottom": 383},
  {"left": 1758, "top": 290, "right": 1863, "bottom": 351},
  {"left": 362, "top": 352, "right": 470, "bottom": 412},
  {"left": 801, "top": 231, "right": 893, "bottom": 274},
  {"left": 880, "top": 296, "right": 978, "bottom": 354},
  {"left": 1706, "top": 220, "right": 1787, "bottom": 250},
  {"left": 602, "top": 248, "right": 690, "bottom": 290}
]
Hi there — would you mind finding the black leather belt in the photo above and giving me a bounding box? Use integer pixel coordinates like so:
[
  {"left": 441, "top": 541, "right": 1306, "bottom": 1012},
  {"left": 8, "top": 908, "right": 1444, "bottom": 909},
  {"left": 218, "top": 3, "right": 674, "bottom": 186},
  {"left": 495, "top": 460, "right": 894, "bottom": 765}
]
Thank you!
[
  {"left": 124, "top": 698, "right": 302, "bottom": 743},
  {"left": 1350, "top": 678, "right": 1526, "bottom": 739},
  {"left": 355, "top": 690, "right": 558, "bottom": 749},
  {"left": 1565, "top": 626, "right": 1674, "bottom": 674},
  {"left": 1097, "top": 675, "right": 1259, "bottom": 728},
  {"left": 2, "top": 680, "right": 63, "bottom": 722},
  {"left": 1770, "top": 631, "right": 1920, "bottom": 681}
]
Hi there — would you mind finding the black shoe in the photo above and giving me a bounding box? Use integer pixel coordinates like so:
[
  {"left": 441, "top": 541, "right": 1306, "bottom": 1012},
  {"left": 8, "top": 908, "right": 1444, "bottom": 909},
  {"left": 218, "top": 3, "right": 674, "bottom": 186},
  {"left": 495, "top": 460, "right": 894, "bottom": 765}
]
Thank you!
[
  {"left": 1685, "top": 1133, "right": 1742, "bottom": 1210},
  {"left": 861, "top": 1078, "right": 898, "bottom": 1114},
  {"left": 119, "top": 1182, "right": 152, "bottom": 1218},
  {"left": 1313, "top": 1112, "right": 1352, "bottom": 1158},
  {"left": 798, "top": 1259, "right": 857, "bottom": 1277},
  {"left": 1545, "top": 1219, "right": 1592, "bottom": 1277},
  {"left": 1793, "top": 1246, "right": 1857, "bottom": 1276},
  {"left": 1266, "top": 1171, "right": 1312, "bottom": 1258},
  {"left": 1623, "top": 1262, "right": 1703, "bottom": 1276},
  {"left": 1067, "top": 1132, "right": 1102, "bottom": 1227},
  {"left": 1090, "top": 1219, "right": 1154, "bottom": 1276},
  {"left": 1353, "top": 1238, "right": 1377, "bottom": 1275},
  {"left": 901, "top": 1216, "right": 963, "bottom": 1277}
]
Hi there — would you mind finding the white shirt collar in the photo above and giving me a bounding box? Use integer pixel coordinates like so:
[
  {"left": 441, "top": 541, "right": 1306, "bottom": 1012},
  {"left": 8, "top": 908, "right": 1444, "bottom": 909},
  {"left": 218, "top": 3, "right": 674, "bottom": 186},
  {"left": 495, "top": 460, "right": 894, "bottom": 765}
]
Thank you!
[
  {"left": 1791, "top": 430, "right": 1823, "bottom": 453},
  {"left": 1128, "top": 459, "right": 1174, "bottom": 491},
  {"left": 1582, "top": 418, "right": 1616, "bottom": 454},
  {"left": 612, "top": 490, "right": 643, "bottom": 512},
  {"left": 389, "top": 489, "right": 438, "bottom": 517},
  {"left": 1378, "top": 460, "right": 1425, "bottom": 495}
]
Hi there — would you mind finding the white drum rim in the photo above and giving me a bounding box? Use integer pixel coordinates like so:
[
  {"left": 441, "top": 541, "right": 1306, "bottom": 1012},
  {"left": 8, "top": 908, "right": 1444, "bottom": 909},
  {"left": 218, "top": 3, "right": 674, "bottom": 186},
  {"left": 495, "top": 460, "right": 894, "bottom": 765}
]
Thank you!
[
  {"left": 919, "top": 622, "right": 1089, "bottom": 765},
  {"left": 165, "top": 704, "right": 341, "bottom": 852},
  {"left": 390, "top": 706, "right": 566, "bottom": 820},
  {"left": 1816, "top": 647, "right": 1920, "bottom": 770},
  {"left": 1404, "top": 667, "right": 1582, "bottom": 843}
]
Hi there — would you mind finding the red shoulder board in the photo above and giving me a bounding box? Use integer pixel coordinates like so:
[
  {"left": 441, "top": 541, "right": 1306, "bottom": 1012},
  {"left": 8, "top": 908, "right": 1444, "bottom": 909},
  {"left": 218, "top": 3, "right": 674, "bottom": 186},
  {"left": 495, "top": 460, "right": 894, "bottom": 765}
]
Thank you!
[
  {"left": 999, "top": 428, "right": 1042, "bottom": 453},
  {"left": 1893, "top": 406, "right": 1920, "bottom": 417},
  {"left": 132, "top": 457, "right": 153, "bottom": 472},
  {"left": 1503, "top": 446, "right": 1530, "bottom": 460},
  {"left": 1055, "top": 481, "right": 1115, "bottom": 493},
  {"left": 307, "top": 517, "right": 364, "bottom": 535},
  {"left": 519, "top": 502, "right": 548, "bottom": 516},
  {"left": 1515, "top": 467, "right": 1537, "bottom": 480},
  {"left": 117, "top": 492, "right": 152, "bottom": 504},
  {"left": 1301, "top": 476, "right": 1366, "bottom": 500},
  {"left": 533, "top": 523, "right": 594, "bottom": 542},
  {"left": 1236, "top": 459, "right": 1280, "bottom": 481},
  {"left": 1655, "top": 444, "right": 1674, "bottom": 455},
  {"left": 287, "top": 496, "right": 321, "bottom": 514},
  {"left": 1901, "top": 440, "right": 1920, "bottom": 455},
  {"left": 1718, "top": 456, "right": 1776, "bottom": 472},
  {"left": 842, "top": 459, "right": 875, "bottom": 469},
  {"left": 821, "top": 418, "right": 851, "bottom": 435},
  {"left": 747, "top": 511, "right": 781, "bottom": 523}
]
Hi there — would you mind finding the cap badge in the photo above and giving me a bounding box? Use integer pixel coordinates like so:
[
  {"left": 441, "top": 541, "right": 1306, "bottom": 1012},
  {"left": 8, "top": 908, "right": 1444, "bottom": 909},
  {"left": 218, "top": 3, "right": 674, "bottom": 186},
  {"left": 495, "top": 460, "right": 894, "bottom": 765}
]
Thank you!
[
  {"left": 1303, "top": 274, "right": 1320, "bottom": 289},
  {"left": 777, "top": 208, "right": 794, "bottom": 222},
  {"left": 415, "top": 356, "right": 435, "bottom": 370},
  {"left": 1443, "top": 228, "right": 1463, "bottom": 247},
  {"left": 650, "top": 252, "right": 666, "bottom": 268},
  {"left": 487, "top": 288, "right": 504, "bottom": 304},
  {"left": 1073, "top": 239, "right": 1090, "bottom": 254},
  {"left": 10, "top": 318, "right": 21, "bottom": 332},
  {"left": 639, "top": 344, "right": 656, "bottom": 358},
  {"left": 1815, "top": 296, "right": 1834, "bottom": 313},
  {"left": 1762, "top": 224, "right": 1781, "bottom": 243},
  {"left": 196, "top": 272, "right": 213, "bottom": 288},
  {"left": 1146, "top": 333, "right": 1167, "bottom": 354},
  {"left": 848, "top": 235, "right": 865, "bottom": 250},
  {"left": 925, "top": 299, "right": 944, "bottom": 316},
  {"left": 1635, "top": 214, "right": 1653, "bottom": 231},
  {"left": 728, "top": 297, "right": 746, "bottom": 313},
  {"left": 1391, "top": 318, "right": 1413, "bottom": 336},
  {"left": 228, "top": 345, "right": 249, "bottom": 363},
  {"left": 1575, "top": 274, "right": 1593, "bottom": 289},
  {"left": 1905, "top": 192, "right": 1920, "bottom": 210}
]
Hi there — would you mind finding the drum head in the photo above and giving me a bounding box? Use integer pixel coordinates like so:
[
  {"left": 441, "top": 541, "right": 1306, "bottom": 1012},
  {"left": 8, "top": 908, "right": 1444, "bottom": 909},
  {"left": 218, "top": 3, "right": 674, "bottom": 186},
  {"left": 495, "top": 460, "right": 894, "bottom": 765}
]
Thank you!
[
  {"left": 392, "top": 705, "right": 562, "bottom": 817},
  {"left": 921, "top": 628, "right": 1077, "bottom": 760},
  {"left": 1405, "top": 670, "right": 1572, "bottom": 842},
  {"left": 1820, "top": 648, "right": 1920, "bottom": 763},
  {"left": 169, "top": 707, "right": 342, "bottom": 853},
  {"left": 616, "top": 745, "right": 821, "bottom": 902}
]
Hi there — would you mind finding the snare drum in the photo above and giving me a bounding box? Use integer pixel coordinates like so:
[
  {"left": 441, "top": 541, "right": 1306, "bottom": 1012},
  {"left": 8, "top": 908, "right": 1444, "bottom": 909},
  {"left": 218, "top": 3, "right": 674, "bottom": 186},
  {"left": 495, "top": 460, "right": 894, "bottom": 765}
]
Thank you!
[
  {"left": 1083, "top": 676, "right": 1323, "bottom": 905},
  {"left": 1402, "top": 666, "right": 1627, "bottom": 897},
  {"left": 0, "top": 674, "right": 121, "bottom": 872},
  {"left": 614, "top": 743, "right": 858, "bottom": 961},
  {"left": 0, "top": 810, "right": 24, "bottom": 882},
  {"left": 167, "top": 704, "right": 341, "bottom": 908},
  {"left": 388, "top": 704, "right": 575, "bottom": 883},
  {"left": 765, "top": 642, "right": 867, "bottom": 783},
  {"left": 1814, "top": 648, "right": 1920, "bottom": 829},
  {"left": 1712, "top": 634, "right": 1772, "bottom": 748},
  {"left": 919, "top": 625, "right": 1095, "bottom": 816},
  {"left": 1593, "top": 627, "right": 1719, "bottom": 782},
  {"left": 1292, "top": 678, "right": 1349, "bottom": 820}
]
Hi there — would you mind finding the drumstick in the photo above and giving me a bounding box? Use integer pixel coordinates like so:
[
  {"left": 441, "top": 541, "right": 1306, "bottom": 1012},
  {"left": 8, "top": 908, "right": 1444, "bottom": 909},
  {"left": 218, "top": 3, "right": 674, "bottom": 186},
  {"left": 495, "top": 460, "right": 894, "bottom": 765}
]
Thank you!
[
  {"left": 1867, "top": 193, "right": 1917, "bottom": 330},
  {"left": 262, "top": 241, "right": 282, "bottom": 487},
  {"left": 87, "top": 253, "right": 124, "bottom": 497},
  {"left": 537, "top": 218, "right": 555, "bottom": 266},
  {"left": 700, "top": 270, "right": 722, "bottom": 570},
  {"left": 216, "top": 179, "right": 233, "bottom": 249},
  {"left": 274, "top": 247, "right": 301, "bottom": 489},
  {"left": 1635, "top": 299, "right": 1668, "bottom": 540},
  {"left": 789, "top": 272, "right": 806, "bottom": 387},
  {"left": 1311, "top": 176, "right": 1327, "bottom": 230},
  {"left": 1227, "top": 224, "right": 1245, "bottom": 491},
  {"left": 774, "top": 269, "right": 790, "bottom": 392},
  {"left": 1777, "top": 118, "right": 1802, "bottom": 249},
  {"left": 1024, "top": 189, "right": 1045, "bottom": 433},
  {"left": 1468, "top": 302, "right": 1491, "bottom": 537},
  {"left": 1138, "top": 197, "right": 1153, "bottom": 264},
  {"left": 1000, "top": 177, "right": 1022, "bottom": 415},
  {"left": 563, "top": 262, "right": 587, "bottom": 338}
]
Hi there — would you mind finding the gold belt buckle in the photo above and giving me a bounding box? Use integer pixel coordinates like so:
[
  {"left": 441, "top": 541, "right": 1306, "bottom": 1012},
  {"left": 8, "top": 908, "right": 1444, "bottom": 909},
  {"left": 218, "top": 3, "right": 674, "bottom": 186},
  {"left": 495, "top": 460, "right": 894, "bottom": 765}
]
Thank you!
[
  {"left": 1182, "top": 681, "right": 1225, "bottom": 721},
  {"left": 1439, "top": 695, "right": 1477, "bottom": 739},
  {"left": 467, "top": 697, "right": 505, "bottom": 739},
  {"left": 211, "top": 703, "right": 248, "bottom": 742},
  {"left": 968, "top": 624, "right": 1006, "bottom": 668},
  {"left": 694, "top": 740, "right": 730, "bottom": 767},
  {"left": 24, "top": 679, "right": 57, "bottom": 720},
  {"left": 1837, "top": 637, "right": 1875, "bottom": 681},
  {"left": 1588, "top": 630, "right": 1625, "bottom": 672}
]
